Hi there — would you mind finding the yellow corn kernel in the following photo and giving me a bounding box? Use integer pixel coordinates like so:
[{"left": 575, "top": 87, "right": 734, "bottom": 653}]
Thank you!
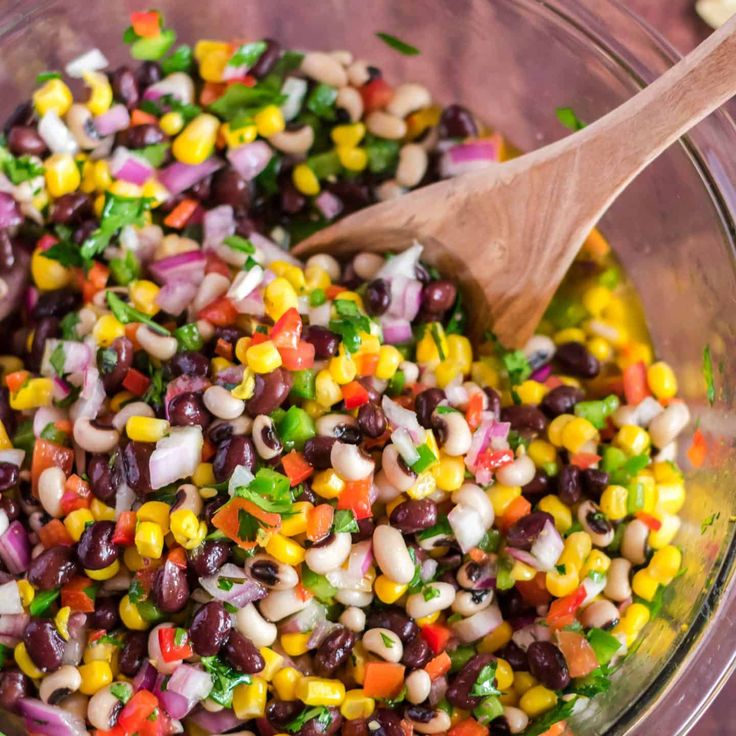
[
  {"left": 194, "top": 39, "right": 231, "bottom": 61},
  {"left": 54, "top": 606, "right": 71, "bottom": 640},
  {"left": 581, "top": 550, "right": 611, "bottom": 578},
  {"left": 527, "top": 440, "right": 556, "bottom": 468},
  {"left": 337, "top": 146, "right": 368, "bottom": 172},
  {"left": 547, "top": 414, "right": 575, "bottom": 447},
  {"left": 614, "top": 425, "right": 651, "bottom": 456},
  {"left": 648, "top": 545, "right": 682, "bottom": 585},
  {"left": 406, "top": 470, "right": 437, "bottom": 500},
  {"left": 292, "top": 163, "right": 320, "bottom": 196},
  {"left": 79, "top": 661, "right": 113, "bottom": 695},
  {"left": 159, "top": 111, "right": 185, "bottom": 136},
  {"left": 264, "top": 277, "right": 299, "bottom": 322},
  {"left": 82, "top": 71, "right": 112, "bottom": 115},
  {"left": 519, "top": 686, "right": 558, "bottom": 718},
  {"left": 170, "top": 508, "right": 207, "bottom": 550},
  {"left": 15, "top": 642, "right": 43, "bottom": 679},
  {"left": 273, "top": 666, "right": 302, "bottom": 701},
  {"left": 655, "top": 482, "right": 685, "bottom": 515},
  {"left": 478, "top": 621, "right": 513, "bottom": 654},
  {"left": 375, "top": 575, "right": 408, "bottom": 604},
  {"left": 514, "top": 671, "right": 537, "bottom": 697},
  {"left": 31, "top": 246, "right": 73, "bottom": 291},
  {"left": 9, "top": 377, "right": 54, "bottom": 410},
  {"left": 107, "top": 181, "right": 143, "bottom": 200},
  {"left": 64, "top": 508, "right": 95, "bottom": 542},
  {"left": 33, "top": 79, "right": 73, "bottom": 116},
  {"left": 647, "top": 361, "right": 678, "bottom": 400},
  {"left": 561, "top": 417, "right": 599, "bottom": 454},
  {"left": 416, "top": 323, "right": 447, "bottom": 364},
  {"left": 649, "top": 512, "right": 680, "bottom": 549},
  {"left": 471, "top": 358, "right": 500, "bottom": 390},
  {"left": 93, "top": 314, "right": 126, "bottom": 347},
  {"left": 0, "top": 421, "right": 11, "bottom": 451},
  {"left": 341, "top": 690, "right": 375, "bottom": 720},
  {"left": 296, "top": 677, "right": 346, "bottom": 707},
  {"left": 281, "top": 632, "right": 312, "bottom": 657},
  {"left": 435, "top": 360, "right": 463, "bottom": 389},
  {"left": 331, "top": 123, "right": 366, "bottom": 148},
  {"left": 172, "top": 114, "right": 220, "bottom": 165},
  {"left": 282, "top": 264, "right": 307, "bottom": 293},
  {"left": 233, "top": 337, "right": 251, "bottom": 365},
  {"left": 487, "top": 483, "right": 522, "bottom": 517},
  {"left": 632, "top": 569, "right": 659, "bottom": 602},
  {"left": 136, "top": 501, "right": 171, "bottom": 533},
  {"left": 495, "top": 658, "right": 514, "bottom": 691},
  {"left": 259, "top": 647, "right": 284, "bottom": 681},
  {"left": 599, "top": 484, "right": 628, "bottom": 521},
  {"left": 233, "top": 676, "right": 268, "bottom": 719},
  {"left": 126, "top": 416, "right": 170, "bottom": 444},
  {"left": 90, "top": 498, "right": 115, "bottom": 522},
  {"left": 119, "top": 594, "right": 149, "bottom": 631},
  {"left": 85, "top": 560, "right": 120, "bottom": 581},
  {"left": 231, "top": 367, "right": 256, "bottom": 401},
  {"left": 223, "top": 122, "right": 258, "bottom": 148},
  {"left": 199, "top": 48, "right": 230, "bottom": 81},
  {"left": 511, "top": 561, "right": 538, "bottom": 582},
  {"left": 554, "top": 328, "right": 586, "bottom": 345},
  {"left": 280, "top": 502, "right": 311, "bottom": 536},
  {"left": 44, "top": 152, "right": 81, "bottom": 198},
  {"left": 266, "top": 533, "right": 305, "bottom": 566},
  {"left": 499, "top": 692, "right": 518, "bottom": 707},
  {"left": 515, "top": 380, "right": 549, "bottom": 406},
  {"left": 582, "top": 285, "right": 612, "bottom": 317},
  {"left": 193, "top": 462, "right": 216, "bottom": 487},
  {"left": 135, "top": 521, "right": 164, "bottom": 559},
  {"left": 415, "top": 611, "right": 440, "bottom": 627},
  {"left": 123, "top": 546, "right": 146, "bottom": 572},
  {"left": 255, "top": 104, "right": 285, "bottom": 137},
  {"left": 18, "top": 580, "right": 35, "bottom": 609},
  {"left": 329, "top": 351, "right": 357, "bottom": 385},
  {"left": 305, "top": 265, "right": 331, "bottom": 291},
  {"left": 559, "top": 531, "right": 592, "bottom": 572},
  {"left": 128, "top": 279, "right": 160, "bottom": 316},
  {"left": 315, "top": 369, "right": 343, "bottom": 408},
  {"left": 587, "top": 336, "right": 613, "bottom": 363},
  {"left": 312, "top": 469, "right": 345, "bottom": 499},
  {"left": 246, "top": 340, "right": 283, "bottom": 374},
  {"left": 538, "top": 495, "right": 573, "bottom": 534},
  {"left": 546, "top": 567, "right": 580, "bottom": 597},
  {"left": 375, "top": 345, "right": 403, "bottom": 380},
  {"left": 617, "top": 340, "right": 654, "bottom": 371},
  {"left": 613, "top": 602, "right": 650, "bottom": 645},
  {"left": 432, "top": 453, "right": 465, "bottom": 492}
]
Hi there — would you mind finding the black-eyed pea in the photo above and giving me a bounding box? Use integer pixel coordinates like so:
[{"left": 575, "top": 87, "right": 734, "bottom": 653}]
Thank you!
[
  {"left": 381, "top": 444, "right": 417, "bottom": 492},
  {"left": 496, "top": 455, "right": 536, "bottom": 487},
  {"left": 373, "top": 525, "right": 415, "bottom": 584},
  {"left": 406, "top": 582, "right": 456, "bottom": 619},
  {"left": 252, "top": 415, "right": 283, "bottom": 460},
  {"left": 203, "top": 385, "right": 245, "bottom": 421},
  {"left": 621, "top": 519, "right": 649, "bottom": 565},
  {"left": 396, "top": 144, "right": 429, "bottom": 188},
  {"left": 335, "top": 589, "right": 373, "bottom": 607},
  {"left": 336, "top": 86, "right": 363, "bottom": 123},
  {"left": 581, "top": 599, "right": 620, "bottom": 629},
  {"left": 386, "top": 83, "right": 432, "bottom": 119},
  {"left": 347, "top": 60, "right": 370, "bottom": 87},
  {"left": 605, "top": 558, "right": 633, "bottom": 602},
  {"left": 65, "top": 104, "right": 102, "bottom": 149},
  {"left": 339, "top": 606, "right": 366, "bottom": 632},
  {"left": 366, "top": 111, "right": 407, "bottom": 140},
  {"left": 135, "top": 325, "right": 177, "bottom": 361},
  {"left": 301, "top": 52, "right": 348, "bottom": 87},
  {"left": 451, "top": 589, "right": 493, "bottom": 617},
  {"left": 304, "top": 532, "right": 352, "bottom": 574},
  {"left": 362, "top": 628, "right": 403, "bottom": 663},
  {"left": 504, "top": 706, "right": 530, "bottom": 734},
  {"left": 649, "top": 402, "right": 690, "bottom": 449},
  {"left": 352, "top": 252, "right": 384, "bottom": 280},
  {"left": 39, "top": 664, "right": 82, "bottom": 704},
  {"left": 259, "top": 587, "right": 311, "bottom": 622},
  {"left": 87, "top": 681, "right": 131, "bottom": 730},
  {"left": 269, "top": 124, "right": 314, "bottom": 155},
  {"left": 330, "top": 441, "right": 374, "bottom": 481},
  {"left": 235, "top": 603, "right": 278, "bottom": 647},
  {"left": 72, "top": 418, "right": 119, "bottom": 453},
  {"left": 405, "top": 707, "right": 452, "bottom": 734}
]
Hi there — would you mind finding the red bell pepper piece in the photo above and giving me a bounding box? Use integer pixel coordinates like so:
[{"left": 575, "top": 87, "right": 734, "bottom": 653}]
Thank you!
[
  {"left": 130, "top": 10, "right": 161, "bottom": 37},
  {"left": 270, "top": 307, "right": 302, "bottom": 349},
  {"left": 118, "top": 690, "right": 159, "bottom": 732},
  {"left": 163, "top": 198, "right": 199, "bottom": 229},
  {"left": 635, "top": 511, "right": 662, "bottom": 531},
  {"left": 516, "top": 572, "right": 553, "bottom": 606},
  {"left": 341, "top": 380, "right": 370, "bottom": 410},
  {"left": 158, "top": 627, "right": 194, "bottom": 663},
  {"left": 360, "top": 78, "right": 394, "bottom": 112},
  {"left": 38, "top": 519, "right": 74, "bottom": 548},
  {"left": 623, "top": 361, "right": 650, "bottom": 405},
  {"left": 31, "top": 439, "right": 74, "bottom": 496},
  {"left": 475, "top": 448, "right": 514, "bottom": 473},
  {"left": 61, "top": 577, "right": 96, "bottom": 613},
  {"left": 112, "top": 511, "right": 137, "bottom": 547},
  {"left": 279, "top": 341, "right": 315, "bottom": 371},
  {"left": 420, "top": 623, "right": 452, "bottom": 654},
  {"left": 281, "top": 450, "right": 314, "bottom": 486},
  {"left": 688, "top": 427, "right": 707, "bottom": 468},
  {"left": 122, "top": 368, "right": 151, "bottom": 397},
  {"left": 198, "top": 296, "right": 238, "bottom": 326},
  {"left": 449, "top": 719, "right": 490, "bottom": 736},
  {"left": 465, "top": 392, "right": 484, "bottom": 430},
  {"left": 546, "top": 585, "right": 586, "bottom": 629},
  {"left": 337, "top": 478, "right": 372, "bottom": 519}
]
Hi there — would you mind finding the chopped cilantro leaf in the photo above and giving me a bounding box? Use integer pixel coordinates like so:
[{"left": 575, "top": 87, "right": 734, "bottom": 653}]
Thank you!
[
  {"left": 106, "top": 291, "right": 170, "bottom": 336},
  {"left": 223, "top": 234, "right": 256, "bottom": 254},
  {"left": 522, "top": 696, "right": 578, "bottom": 736},
  {"left": 42, "top": 241, "right": 85, "bottom": 268},
  {"left": 701, "top": 512, "right": 720, "bottom": 534},
  {"left": 143, "top": 366, "right": 166, "bottom": 407},
  {"left": 200, "top": 655, "right": 252, "bottom": 707},
  {"left": 502, "top": 349, "right": 532, "bottom": 385},
  {"left": 49, "top": 343, "right": 66, "bottom": 376},
  {"left": 40, "top": 423, "right": 68, "bottom": 445},
  {"left": 110, "top": 682, "right": 131, "bottom": 704},
  {"left": 228, "top": 41, "right": 267, "bottom": 68},
  {"left": 556, "top": 106, "right": 586, "bottom": 131},
  {"left": 422, "top": 585, "right": 440, "bottom": 602},
  {"left": 81, "top": 192, "right": 153, "bottom": 260},
  {"left": 285, "top": 706, "right": 333, "bottom": 733},
  {"left": 306, "top": 83, "right": 338, "bottom": 120},
  {"left": 59, "top": 312, "right": 80, "bottom": 340},
  {"left": 375, "top": 32, "right": 420, "bottom": 56},
  {"left": 329, "top": 299, "right": 371, "bottom": 353},
  {"left": 380, "top": 632, "right": 395, "bottom": 648},
  {"left": 238, "top": 508, "right": 265, "bottom": 543},
  {"left": 161, "top": 44, "right": 193, "bottom": 75},
  {"left": 208, "top": 82, "right": 286, "bottom": 120},
  {"left": 333, "top": 509, "right": 359, "bottom": 534},
  {"left": 36, "top": 70, "right": 62, "bottom": 84},
  {"left": 233, "top": 468, "right": 293, "bottom": 514},
  {"left": 703, "top": 345, "right": 716, "bottom": 406},
  {"left": 2, "top": 153, "right": 44, "bottom": 185},
  {"left": 470, "top": 662, "right": 500, "bottom": 698}
]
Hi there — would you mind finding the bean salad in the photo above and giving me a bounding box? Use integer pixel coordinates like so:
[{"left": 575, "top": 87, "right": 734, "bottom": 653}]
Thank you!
[{"left": 0, "top": 10, "right": 691, "bottom": 736}]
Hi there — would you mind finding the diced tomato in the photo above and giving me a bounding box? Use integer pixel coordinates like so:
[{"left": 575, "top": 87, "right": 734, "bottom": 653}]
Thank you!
[
  {"left": 688, "top": 428, "right": 707, "bottom": 468},
  {"left": 250, "top": 331, "right": 268, "bottom": 346},
  {"left": 31, "top": 439, "right": 74, "bottom": 496},
  {"left": 341, "top": 380, "right": 370, "bottom": 410},
  {"left": 424, "top": 651, "right": 452, "bottom": 680},
  {"left": 360, "top": 78, "right": 394, "bottom": 112},
  {"left": 130, "top": 10, "right": 161, "bottom": 37},
  {"left": 61, "top": 576, "right": 96, "bottom": 613},
  {"left": 5, "top": 370, "right": 30, "bottom": 393},
  {"left": 475, "top": 448, "right": 514, "bottom": 474},
  {"left": 516, "top": 572, "right": 553, "bottom": 606},
  {"left": 204, "top": 251, "right": 231, "bottom": 277},
  {"left": 295, "top": 582, "right": 312, "bottom": 602},
  {"left": 337, "top": 477, "right": 372, "bottom": 519},
  {"left": 499, "top": 495, "right": 531, "bottom": 532},
  {"left": 60, "top": 474, "right": 92, "bottom": 515},
  {"left": 362, "top": 662, "right": 405, "bottom": 698},
  {"left": 539, "top": 723, "right": 568, "bottom": 736},
  {"left": 200, "top": 82, "right": 227, "bottom": 106},
  {"left": 449, "top": 719, "right": 489, "bottom": 736},
  {"left": 547, "top": 586, "right": 586, "bottom": 629},
  {"left": 81, "top": 261, "right": 110, "bottom": 303},
  {"left": 281, "top": 450, "right": 314, "bottom": 486},
  {"left": 37, "top": 233, "right": 58, "bottom": 252},
  {"left": 198, "top": 296, "right": 238, "bottom": 326},
  {"left": 357, "top": 352, "right": 379, "bottom": 377},
  {"left": 212, "top": 498, "right": 281, "bottom": 550},
  {"left": 158, "top": 627, "right": 194, "bottom": 662},
  {"left": 130, "top": 109, "right": 159, "bottom": 127},
  {"left": 122, "top": 368, "right": 151, "bottom": 397},
  {"left": 279, "top": 341, "right": 315, "bottom": 371},
  {"left": 623, "top": 362, "right": 650, "bottom": 405},
  {"left": 465, "top": 392, "right": 485, "bottom": 430},
  {"left": 420, "top": 623, "right": 452, "bottom": 654},
  {"left": 635, "top": 511, "right": 662, "bottom": 531},
  {"left": 226, "top": 75, "right": 256, "bottom": 88},
  {"left": 112, "top": 511, "right": 137, "bottom": 547},
  {"left": 570, "top": 452, "right": 602, "bottom": 469},
  {"left": 556, "top": 630, "right": 600, "bottom": 678},
  {"left": 163, "top": 198, "right": 199, "bottom": 229},
  {"left": 270, "top": 307, "right": 302, "bottom": 349},
  {"left": 325, "top": 284, "right": 347, "bottom": 299},
  {"left": 201, "top": 437, "right": 216, "bottom": 462},
  {"left": 118, "top": 690, "right": 159, "bottom": 732},
  {"left": 38, "top": 519, "right": 74, "bottom": 548},
  {"left": 167, "top": 546, "right": 188, "bottom": 569},
  {"left": 306, "top": 504, "right": 334, "bottom": 542}
]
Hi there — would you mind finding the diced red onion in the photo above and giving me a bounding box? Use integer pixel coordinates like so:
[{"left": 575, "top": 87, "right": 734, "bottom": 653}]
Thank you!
[
  {"left": 308, "top": 300, "right": 331, "bottom": 327},
  {"left": 315, "top": 190, "right": 343, "bottom": 220},
  {"left": 0, "top": 521, "right": 30, "bottom": 574},
  {"left": 148, "top": 250, "right": 207, "bottom": 286},
  {"left": 227, "top": 265, "right": 264, "bottom": 303},
  {"left": 376, "top": 243, "right": 423, "bottom": 280},
  {"left": 132, "top": 660, "right": 157, "bottom": 692},
  {"left": 19, "top": 698, "right": 89, "bottom": 736},
  {"left": 143, "top": 72, "right": 195, "bottom": 105},
  {"left": 489, "top": 420, "right": 511, "bottom": 444},
  {"left": 439, "top": 136, "right": 502, "bottom": 178},
  {"left": 388, "top": 276, "right": 423, "bottom": 321},
  {"left": 65, "top": 48, "right": 108, "bottom": 77},
  {"left": 204, "top": 204, "right": 236, "bottom": 250},
  {"left": 109, "top": 147, "right": 154, "bottom": 185},
  {"left": 33, "top": 405, "right": 65, "bottom": 438},
  {"left": 157, "top": 157, "right": 224, "bottom": 197},
  {"left": 506, "top": 547, "right": 542, "bottom": 569},
  {"left": 0, "top": 192, "right": 22, "bottom": 229},
  {"left": 215, "top": 365, "right": 244, "bottom": 387},
  {"left": 200, "top": 563, "right": 267, "bottom": 606},
  {"left": 530, "top": 363, "right": 552, "bottom": 383},
  {"left": 380, "top": 316, "right": 412, "bottom": 345},
  {"left": 52, "top": 377, "right": 72, "bottom": 402},
  {"left": 0, "top": 586, "right": 23, "bottom": 618},
  {"left": 228, "top": 464, "right": 254, "bottom": 497},
  {"left": 327, "top": 540, "right": 374, "bottom": 591},
  {"left": 164, "top": 374, "right": 210, "bottom": 420},
  {"left": 280, "top": 600, "right": 326, "bottom": 634},
  {"left": 0, "top": 612, "right": 29, "bottom": 638},
  {"left": 158, "top": 688, "right": 190, "bottom": 720},
  {"left": 115, "top": 481, "right": 136, "bottom": 519},
  {"left": 452, "top": 604, "right": 503, "bottom": 643},
  {"left": 428, "top": 676, "right": 448, "bottom": 708},
  {"left": 41, "top": 339, "right": 91, "bottom": 377},
  {"left": 465, "top": 417, "right": 495, "bottom": 471},
  {"left": 421, "top": 558, "right": 438, "bottom": 582},
  {"left": 281, "top": 77, "right": 308, "bottom": 121},
  {"left": 38, "top": 111, "right": 78, "bottom": 154},
  {"left": 189, "top": 707, "right": 246, "bottom": 733},
  {"left": 382, "top": 395, "right": 426, "bottom": 444},
  {"left": 0, "top": 449, "right": 25, "bottom": 467},
  {"left": 582, "top": 573, "right": 607, "bottom": 604},
  {"left": 165, "top": 664, "right": 213, "bottom": 717},
  {"left": 530, "top": 520, "right": 564, "bottom": 571},
  {"left": 391, "top": 427, "right": 420, "bottom": 467},
  {"left": 155, "top": 280, "right": 198, "bottom": 316},
  {"left": 227, "top": 141, "right": 272, "bottom": 181},
  {"left": 250, "top": 231, "right": 301, "bottom": 266},
  {"left": 94, "top": 104, "right": 131, "bottom": 136},
  {"left": 448, "top": 503, "right": 488, "bottom": 553},
  {"left": 307, "top": 620, "right": 341, "bottom": 649},
  {"left": 149, "top": 426, "right": 203, "bottom": 489}
]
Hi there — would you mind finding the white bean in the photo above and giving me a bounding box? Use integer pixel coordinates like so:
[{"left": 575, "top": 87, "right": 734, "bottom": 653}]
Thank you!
[
  {"left": 649, "top": 401, "right": 690, "bottom": 448},
  {"left": 373, "top": 469, "right": 402, "bottom": 503},
  {"left": 581, "top": 599, "right": 620, "bottom": 629},
  {"left": 376, "top": 179, "right": 405, "bottom": 201},
  {"left": 197, "top": 319, "right": 215, "bottom": 342},
  {"left": 258, "top": 588, "right": 311, "bottom": 622},
  {"left": 301, "top": 52, "right": 347, "bottom": 87},
  {"left": 330, "top": 441, "right": 374, "bottom": 481},
  {"left": 330, "top": 50, "right": 353, "bottom": 66},
  {"left": 504, "top": 706, "right": 529, "bottom": 734},
  {"left": 347, "top": 60, "right": 370, "bottom": 87},
  {"left": 75, "top": 307, "right": 97, "bottom": 337},
  {"left": 605, "top": 558, "right": 633, "bottom": 602},
  {"left": 409, "top": 710, "right": 452, "bottom": 734},
  {"left": 38, "top": 466, "right": 66, "bottom": 518},
  {"left": 373, "top": 525, "right": 415, "bottom": 584},
  {"left": 437, "top": 412, "right": 472, "bottom": 456},
  {"left": 452, "top": 483, "right": 494, "bottom": 527},
  {"left": 386, "top": 83, "right": 432, "bottom": 118},
  {"left": 496, "top": 455, "right": 536, "bottom": 487},
  {"left": 366, "top": 111, "right": 407, "bottom": 140},
  {"left": 335, "top": 589, "right": 373, "bottom": 607},
  {"left": 113, "top": 401, "right": 154, "bottom": 432},
  {"left": 73, "top": 418, "right": 119, "bottom": 453},
  {"left": 65, "top": 104, "right": 101, "bottom": 149},
  {"left": 204, "top": 385, "right": 245, "bottom": 420},
  {"left": 396, "top": 143, "right": 428, "bottom": 188},
  {"left": 336, "top": 86, "right": 363, "bottom": 122},
  {"left": 353, "top": 252, "right": 384, "bottom": 280},
  {"left": 621, "top": 519, "right": 649, "bottom": 565},
  {"left": 406, "top": 669, "right": 431, "bottom": 704},
  {"left": 362, "top": 628, "right": 403, "bottom": 662},
  {"left": 40, "top": 665, "right": 81, "bottom": 704},
  {"left": 136, "top": 325, "right": 177, "bottom": 361},
  {"left": 269, "top": 125, "right": 314, "bottom": 154},
  {"left": 235, "top": 603, "right": 278, "bottom": 647},
  {"left": 381, "top": 444, "right": 416, "bottom": 491},
  {"left": 406, "top": 582, "right": 456, "bottom": 619},
  {"left": 305, "top": 532, "right": 352, "bottom": 574},
  {"left": 612, "top": 405, "right": 640, "bottom": 428},
  {"left": 339, "top": 606, "right": 366, "bottom": 632},
  {"left": 306, "top": 253, "right": 341, "bottom": 282}
]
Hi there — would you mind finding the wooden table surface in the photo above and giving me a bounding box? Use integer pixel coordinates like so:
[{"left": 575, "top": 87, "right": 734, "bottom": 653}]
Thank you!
[{"left": 617, "top": 2, "right": 734, "bottom": 733}]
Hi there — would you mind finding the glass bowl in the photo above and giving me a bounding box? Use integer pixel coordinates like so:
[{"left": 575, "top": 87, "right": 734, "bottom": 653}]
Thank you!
[{"left": 1, "top": 1, "right": 735, "bottom": 734}]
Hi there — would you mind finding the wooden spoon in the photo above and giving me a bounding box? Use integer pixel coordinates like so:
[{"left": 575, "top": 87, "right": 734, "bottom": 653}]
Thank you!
[{"left": 293, "top": 15, "right": 736, "bottom": 347}]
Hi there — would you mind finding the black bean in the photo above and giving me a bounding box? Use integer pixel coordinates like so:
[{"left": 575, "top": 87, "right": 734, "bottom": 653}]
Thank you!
[
  {"left": 214, "top": 325, "right": 245, "bottom": 346},
  {"left": 280, "top": 180, "right": 306, "bottom": 214},
  {"left": 421, "top": 281, "right": 456, "bottom": 315},
  {"left": 245, "top": 368, "right": 292, "bottom": 417},
  {"left": 354, "top": 516, "right": 375, "bottom": 542},
  {"left": 446, "top": 653, "right": 495, "bottom": 709},
  {"left": 0, "top": 462, "right": 18, "bottom": 492},
  {"left": 136, "top": 61, "right": 162, "bottom": 89},
  {"left": 31, "top": 288, "right": 80, "bottom": 320},
  {"left": 27, "top": 546, "right": 78, "bottom": 590},
  {"left": 72, "top": 220, "right": 98, "bottom": 245},
  {"left": 364, "top": 279, "right": 391, "bottom": 316},
  {"left": 582, "top": 468, "right": 609, "bottom": 500},
  {"left": 368, "top": 708, "right": 404, "bottom": 736},
  {"left": 527, "top": 641, "right": 570, "bottom": 690},
  {"left": 405, "top": 705, "right": 434, "bottom": 723},
  {"left": 190, "top": 601, "right": 232, "bottom": 657},
  {"left": 500, "top": 405, "right": 548, "bottom": 435},
  {"left": 357, "top": 403, "right": 386, "bottom": 438},
  {"left": 314, "top": 627, "right": 356, "bottom": 677},
  {"left": 3, "top": 101, "right": 34, "bottom": 135},
  {"left": 484, "top": 387, "right": 502, "bottom": 417},
  {"left": 0, "top": 389, "right": 13, "bottom": 437},
  {"left": 540, "top": 385, "right": 585, "bottom": 418},
  {"left": 29, "top": 317, "right": 59, "bottom": 372},
  {"left": 170, "top": 351, "right": 210, "bottom": 376},
  {"left": 110, "top": 66, "right": 139, "bottom": 108},
  {"left": 99, "top": 336, "right": 134, "bottom": 392},
  {"left": 119, "top": 631, "right": 147, "bottom": 677},
  {"left": 77, "top": 521, "right": 119, "bottom": 570},
  {"left": 267, "top": 700, "right": 303, "bottom": 727},
  {"left": 506, "top": 511, "right": 555, "bottom": 551},
  {"left": 210, "top": 168, "right": 252, "bottom": 213},
  {"left": 522, "top": 469, "right": 551, "bottom": 499},
  {"left": 555, "top": 342, "right": 600, "bottom": 378},
  {"left": 121, "top": 441, "right": 154, "bottom": 495},
  {"left": 169, "top": 392, "right": 210, "bottom": 428},
  {"left": 415, "top": 388, "right": 446, "bottom": 429},
  {"left": 365, "top": 608, "right": 418, "bottom": 644},
  {"left": 300, "top": 707, "right": 343, "bottom": 736},
  {"left": 0, "top": 671, "right": 30, "bottom": 714},
  {"left": 402, "top": 636, "right": 432, "bottom": 669},
  {"left": 496, "top": 641, "right": 528, "bottom": 672},
  {"left": 189, "top": 174, "right": 212, "bottom": 201},
  {"left": 223, "top": 630, "right": 265, "bottom": 674},
  {"left": 497, "top": 588, "right": 535, "bottom": 620},
  {"left": 250, "top": 39, "right": 282, "bottom": 78},
  {"left": 558, "top": 464, "right": 583, "bottom": 506},
  {"left": 90, "top": 596, "right": 120, "bottom": 630},
  {"left": 325, "top": 179, "right": 370, "bottom": 214},
  {"left": 0, "top": 493, "right": 20, "bottom": 521},
  {"left": 117, "top": 123, "right": 165, "bottom": 149},
  {"left": 8, "top": 126, "right": 47, "bottom": 157},
  {"left": 303, "top": 437, "right": 336, "bottom": 470},
  {"left": 439, "top": 104, "right": 478, "bottom": 139},
  {"left": 188, "top": 540, "right": 230, "bottom": 578},
  {"left": 335, "top": 424, "right": 362, "bottom": 444},
  {"left": 490, "top": 719, "right": 512, "bottom": 736},
  {"left": 87, "top": 453, "right": 120, "bottom": 505},
  {"left": 51, "top": 192, "right": 92, "bottom": 225},
  {"left": 390, "top": 499, "right": 437, "bottom": 534},
  {"left": 152, "top": 559, "right": 189, "bottom": 613},
  {"left": 303, "top": 326, "right": 340, "bottom": 359},
  {"left": 213, "top": 435, "right": 256, "bottom": 482},
  {"left": 24, "top": 620, "right": 65, "bottom": 672}
]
